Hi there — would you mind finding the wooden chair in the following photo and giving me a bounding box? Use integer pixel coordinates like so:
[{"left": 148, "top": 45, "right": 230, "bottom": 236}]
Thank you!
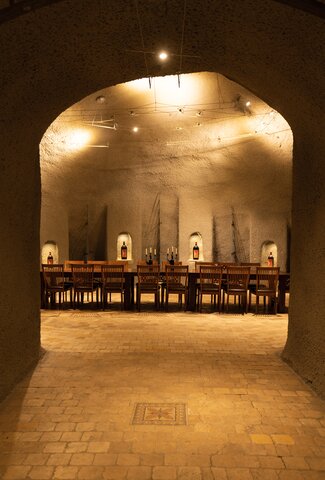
[
  {"left": 198, "top": 265, "right": 223, "bottom": 313},
  {"left": 194, "top": 261, "right": 215, "bottom": 272},
  {"left": 71, "top": 264, "right": 99, "bottom": 308},
  {"left": 101, "top": 264, "right": 125, "bottom": 310},
  {"left": 223, "top": 266, "right": 250, "bottom": 313},
  {"left": 249, "top": 267, "right": 280, "bottom": 314},
  {"left": 42, "top": 264, "right": 73, "bottom": 308},
  {"left": 164, "top": 265, "right": 189, "bottom": 311},
  {"left": 136, "top": 264, "right": 161, "bottom": 311},
  {"left": 161, "top": 261, "right": 182, "bottom": 305}
]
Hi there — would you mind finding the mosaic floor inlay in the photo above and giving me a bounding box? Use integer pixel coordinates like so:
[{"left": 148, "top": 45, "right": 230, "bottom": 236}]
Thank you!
[{"left": 132, "top": 403, "right": 187, "bottom": 425}]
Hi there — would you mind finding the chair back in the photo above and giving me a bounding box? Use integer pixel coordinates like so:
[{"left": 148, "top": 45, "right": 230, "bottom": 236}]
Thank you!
[
  {"left": 137, "top": 264, "right": 160, "bottom": 287},
  {"left": 108, "top": 260, "right": 129, "bottom": 272},
  {"left": 256, "top": 267, "right": 280, "bottom": 292},
  {"left": 71, "top": 264, "right": 94, "bottom": 288},
  {"left": 199, "top": 265, "right": 223, "bottom": 286},
  {"left": 165, "top": 265, "right": 189, "bottom": 288},
  {"left": 101, "top": 264, "right": 125, "bottom": 288},
  {"left": 240, "top": 262, "right": 260, "bottom": 266},
  {"left": 161, "top": 261, "right": 182, "bottom": 271},
  {"left": 226, "top": 266, "right": 250, "bottom": 291},
  {"left": 42, "top": 264, "right": 65, "bottom": 288},
  {"left": 195, "top": 261, "right": 215, "bottom": 272},
  {"left": 216, "top": 262, "right": 237, "bottom": 271}
]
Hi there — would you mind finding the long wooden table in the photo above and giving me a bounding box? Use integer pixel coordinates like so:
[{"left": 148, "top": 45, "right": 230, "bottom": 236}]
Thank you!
[{"left": 41, "top": 270, "right": 290, "bottom": 313}]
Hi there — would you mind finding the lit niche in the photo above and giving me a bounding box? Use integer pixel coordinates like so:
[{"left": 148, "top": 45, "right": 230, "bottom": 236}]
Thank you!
[
  {"left": 261, "top": 241, "right": 277, "bottom": 266},
  {"left": 41, "top": 241, "right": 59, "bottom": 264},
  {"left": 189, "top": 232, "right": 203, "bottom": 261},
  {"left": 117, "top": 233, "right": 132, "bottom": 261}
]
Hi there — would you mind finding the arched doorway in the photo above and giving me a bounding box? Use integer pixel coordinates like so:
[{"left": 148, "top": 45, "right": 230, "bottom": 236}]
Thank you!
[{"left": 0, "top": 1, "right": 324, "bottom": 400}]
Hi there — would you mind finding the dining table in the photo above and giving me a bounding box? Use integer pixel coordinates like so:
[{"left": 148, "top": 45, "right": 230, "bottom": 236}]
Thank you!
[{"left": 40, "top": 267, "right": 290, "bottom": 313}]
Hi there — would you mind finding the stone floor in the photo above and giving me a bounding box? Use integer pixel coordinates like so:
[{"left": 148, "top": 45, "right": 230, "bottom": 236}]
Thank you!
[{"left": 0, "top": 307, "right": 324, "bottom": 479}]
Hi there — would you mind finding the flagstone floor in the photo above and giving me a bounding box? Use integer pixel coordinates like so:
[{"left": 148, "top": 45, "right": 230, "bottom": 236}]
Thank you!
[{"left": 0, "top": 309, "right": 324, "bottom": 479}]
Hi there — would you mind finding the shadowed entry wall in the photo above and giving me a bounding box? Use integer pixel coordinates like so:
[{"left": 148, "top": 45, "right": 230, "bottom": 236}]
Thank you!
[{"left": 0, "top": 0, "right": 324, "bottom": 400}]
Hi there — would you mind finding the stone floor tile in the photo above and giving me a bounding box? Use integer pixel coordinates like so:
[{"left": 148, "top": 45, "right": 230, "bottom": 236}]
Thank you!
[
  {"left": 258, "top": 455, "right": 284, "bottom": 469},
  {"left": 65, "top": 442, "right": 88, "bottom": 453},
  {"left": 305, "top": 456, "right": 325, "bottom": 470},
  {"left": 250, "top": 469, "right": 280, "bottom": 480},
  {"left": 102, "top": 465, "right": 128, "bottom": 479},
  {"left": 0, "top": 453, "right": 26, "bottom": 465},
  {"left": 282, "top": 456, "right": 310, "bottom": 469},
  {"left": 93, "top": 453, "right": 118, "bottom": 465},
  {"left": 53, "top": 465, "right": 80, "bottom": 479},
  {"left": 1, "top": 466, "right": 31, "bottom": 479},
  {"left": 28, "top": 465, "right": 54, "bottom": 479},
  {"left": 40, "top": 432, "right": 63, "bottom": 442},
  {"left": 61, "top": 432, "right": 82, "bottom": 442},
  {"left": 126, "top": 465, "right": 152, "bottom": 479},
  {"left": 152, "top": 465, "right": 177, "bottom": 479},
  {"left": 77, "top": 465, "right": 105, "bottom": 479},
  {"left": 226, "top": 468, "right": 254, "bottom": 480},
  {"left": 69, "top": 452, "right": 94, "bottom": 465},
  {"left": 177, "top": 466, "right": 202, "bottom": 479},
  {"left": 117, "top": 453, "right": 140, "bottom": 466},
  {"left": 87, "top": 441, "right": 111, "bottom": 452},
  {"left": 250, "top": 434, "right": 273, "bottom": 444},
  {"left": 271, "top": 434, "right": 295, "bottom": 445},
  {"left": 47, "top": 453, "right": 72, "bottom": 465},
  {"left": 165, "top": 453, "right": 188, "bottom": 465},
  {"left": 23, "top": 452, "right": 49, "bottom": 465},
  {"left": 43, "top": 442, "right": 66, "bottom": 453},
  {"left": 211, "top": 467, "right": 228, "bottom": 480},
  {"left": 140, "top": 453, "right": 164, "bottom": 465}
]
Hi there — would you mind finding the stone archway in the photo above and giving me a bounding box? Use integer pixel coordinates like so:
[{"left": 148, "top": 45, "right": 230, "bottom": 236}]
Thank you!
[{"left": 0, "top": 0, "right": 324, "bottom": 400}]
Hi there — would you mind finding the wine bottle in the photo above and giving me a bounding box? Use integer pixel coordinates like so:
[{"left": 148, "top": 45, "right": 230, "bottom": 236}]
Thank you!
[
  {"left": 47, "top": 251, "right": 53, "bottom": 264},
  {"left": 121, "top": 241, "right": 128, "bottom": 259},
  {"left": 267, "top": 251, "right": 274, "bottom": 267},
  {"left": 193, "top": 242, "right": 199, "bottom": 260}
]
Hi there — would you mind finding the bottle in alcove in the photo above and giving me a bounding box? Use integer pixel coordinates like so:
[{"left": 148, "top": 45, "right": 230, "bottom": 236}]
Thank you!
[
  {"left": 47, "top": 251, "right": 53, "bottom": 264},
  {"left": 193, "top": 242, "right": 200, "bottom": 260},
  {"left": 267, "top": 251, "right": 274, "bottom": 267},
  {"left": 121, "top": 241, "right": 128, "bottom": 260}
]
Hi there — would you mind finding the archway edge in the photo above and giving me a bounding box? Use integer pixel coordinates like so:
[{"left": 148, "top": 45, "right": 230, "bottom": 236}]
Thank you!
[{"left": 0, "top": 0, "right": 324, "bottom": 400}]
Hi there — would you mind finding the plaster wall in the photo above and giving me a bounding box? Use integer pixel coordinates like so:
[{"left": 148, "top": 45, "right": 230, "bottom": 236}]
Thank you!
[
  {"left": 0, "top": 0, "right": 324, "bottom": 400},
  {"left": 40, "top": 199, "right": 69, "bottom": 264}
]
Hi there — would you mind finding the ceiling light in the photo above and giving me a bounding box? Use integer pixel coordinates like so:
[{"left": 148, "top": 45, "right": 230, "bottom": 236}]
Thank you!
[
  {"left": 132, "top": 126, "right": 139, "bottom": 133},
  {"left": 96, "top": 95, "right": 106, "bottom": 104},
  {"left": 158, "top": 51, "right": 168, "bottom": 61}
]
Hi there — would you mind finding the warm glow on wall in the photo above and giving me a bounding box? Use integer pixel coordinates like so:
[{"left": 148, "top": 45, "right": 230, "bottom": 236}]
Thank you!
[
  {"left": 125, "top": 74, "right": 201, "bottom": 106},
  {"left": 65, "top": 129, "right": 91, "bottom": 150},
  {"left": 153, "top": 75, "right": 200, "bottom": 106},
  {"left": 127, "top": 78, "right": 150, "bottom": 91}
]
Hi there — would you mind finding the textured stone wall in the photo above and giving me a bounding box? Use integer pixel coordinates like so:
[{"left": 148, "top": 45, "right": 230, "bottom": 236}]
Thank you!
[{"left": 0, "top": 0, "right": 324, "bottom": 400}]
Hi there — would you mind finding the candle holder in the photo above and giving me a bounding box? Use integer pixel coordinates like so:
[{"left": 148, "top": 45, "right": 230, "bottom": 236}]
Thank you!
[
  {"left": 145, "top": 247, "right": 157, "bottom": 265},
  {"left": 166, "top": 247, "right": 178, "bottom": 265}
]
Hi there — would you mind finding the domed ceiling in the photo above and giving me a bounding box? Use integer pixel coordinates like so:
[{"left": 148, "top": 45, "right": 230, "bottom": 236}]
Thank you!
[{"left": 41, "top": 71, "right": 292, "bottom": 200}]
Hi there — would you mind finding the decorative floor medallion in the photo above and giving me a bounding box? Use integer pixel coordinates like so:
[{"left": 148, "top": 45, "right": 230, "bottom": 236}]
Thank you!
[{"left": 132, "top": 403, "right": 187, "bottom": 425}]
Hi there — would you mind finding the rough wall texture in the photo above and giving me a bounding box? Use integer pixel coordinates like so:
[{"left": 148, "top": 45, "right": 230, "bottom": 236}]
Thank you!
[
  {"left": 0, "top": 0, "right": 324, "bottom": 399},
  {"left": 41, "top": 72, "right": 292, "bottom": 269}
]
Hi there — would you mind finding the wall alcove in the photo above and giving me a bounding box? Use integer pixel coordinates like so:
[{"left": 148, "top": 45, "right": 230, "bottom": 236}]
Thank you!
[
  {"left": 41, "top": 241, "right": 59, "bottom": 265},
  {"left": 261, "top": 241, "right": 278, "bottom": 266},
  {"left": 189, "top": 232, "right": 203, "bottom": 262},
  {"left": 117, "top": 233, "right": 132, "bottom": 261}
]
